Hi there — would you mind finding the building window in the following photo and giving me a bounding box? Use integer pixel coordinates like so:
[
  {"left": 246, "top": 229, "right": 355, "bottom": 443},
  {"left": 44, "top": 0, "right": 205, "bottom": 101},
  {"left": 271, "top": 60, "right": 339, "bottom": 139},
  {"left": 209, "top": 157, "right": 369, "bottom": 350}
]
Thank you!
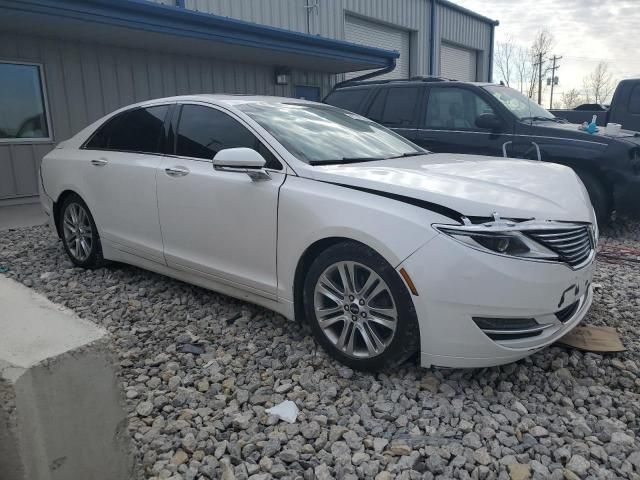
[{"left": 0, "top": 62, "right": 50, "bottom": 142}]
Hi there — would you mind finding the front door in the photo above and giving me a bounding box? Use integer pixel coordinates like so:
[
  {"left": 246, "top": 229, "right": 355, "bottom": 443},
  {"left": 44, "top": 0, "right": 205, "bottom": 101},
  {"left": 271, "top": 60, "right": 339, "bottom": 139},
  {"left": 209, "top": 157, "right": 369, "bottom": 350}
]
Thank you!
[
  {"left": 81, "top": 104, "right": 170, "bottom": 263},
  {"left": 156, "top": 103, "right": 285, "bottom": 297},
  {"left": 415, "top": 86, "right": 513, "bottom": 157}
]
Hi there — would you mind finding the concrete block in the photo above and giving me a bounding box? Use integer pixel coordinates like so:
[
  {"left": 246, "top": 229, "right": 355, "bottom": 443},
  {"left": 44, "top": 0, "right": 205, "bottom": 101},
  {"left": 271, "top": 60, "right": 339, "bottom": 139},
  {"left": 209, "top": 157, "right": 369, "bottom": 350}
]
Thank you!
[{"left": 0, "top": 276, "right": 133, "bottom": 480}]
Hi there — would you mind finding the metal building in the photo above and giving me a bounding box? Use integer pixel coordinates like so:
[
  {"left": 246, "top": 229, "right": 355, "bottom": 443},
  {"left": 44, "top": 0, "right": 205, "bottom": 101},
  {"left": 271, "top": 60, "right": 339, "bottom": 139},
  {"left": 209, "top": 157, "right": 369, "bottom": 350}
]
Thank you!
[{"left": 0, "top": 0, "right": 497, "bottom": 204}]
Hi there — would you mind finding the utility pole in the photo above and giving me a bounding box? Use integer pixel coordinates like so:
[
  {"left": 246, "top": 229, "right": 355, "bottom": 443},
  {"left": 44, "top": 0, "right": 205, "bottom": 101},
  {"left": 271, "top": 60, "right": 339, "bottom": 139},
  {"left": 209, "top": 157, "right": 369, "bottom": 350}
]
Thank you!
[
  {"left": 548, "top": 55, "right": 562, "bottom": 109},
  {"left": 537, "top": 52, "right": 543, "bottom": 105}
]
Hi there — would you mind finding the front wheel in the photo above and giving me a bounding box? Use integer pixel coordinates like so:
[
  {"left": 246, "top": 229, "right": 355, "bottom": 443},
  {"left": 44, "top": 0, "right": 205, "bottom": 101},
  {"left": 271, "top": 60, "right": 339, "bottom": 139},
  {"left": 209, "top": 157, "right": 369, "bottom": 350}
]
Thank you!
[
  {"left": 576, "top": 170, "right": 612, "bottom": 224},
  {"left": 303, "top": 241, "right": 419, "bottom": 371},
  {"left": 59, "top": 194, "right": 106, "bottom": 268}
]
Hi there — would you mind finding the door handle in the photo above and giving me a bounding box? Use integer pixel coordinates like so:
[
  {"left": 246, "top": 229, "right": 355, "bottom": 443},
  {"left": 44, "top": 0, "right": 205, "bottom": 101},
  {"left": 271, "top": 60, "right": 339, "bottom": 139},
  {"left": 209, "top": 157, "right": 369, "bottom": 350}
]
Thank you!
[
  {"left": 90, "top": 158, "right": 108, "bottom": 166},
  {"left": 165, "top": 166, "right": 190, "bottom": 177}
]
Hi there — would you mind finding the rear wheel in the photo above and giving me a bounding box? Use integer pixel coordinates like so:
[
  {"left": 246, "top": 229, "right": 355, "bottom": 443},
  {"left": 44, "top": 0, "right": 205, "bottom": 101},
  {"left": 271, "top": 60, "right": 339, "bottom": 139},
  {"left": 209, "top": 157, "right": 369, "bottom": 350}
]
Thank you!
[
  {"left": 576, "top": 170, "right": 612, "bottom": 224},
  {"left": 303, "top": 241, "right": 419, "bottom": 371},
  {"left": 59, "top": 194, "right": 106, "bottom": 268}
]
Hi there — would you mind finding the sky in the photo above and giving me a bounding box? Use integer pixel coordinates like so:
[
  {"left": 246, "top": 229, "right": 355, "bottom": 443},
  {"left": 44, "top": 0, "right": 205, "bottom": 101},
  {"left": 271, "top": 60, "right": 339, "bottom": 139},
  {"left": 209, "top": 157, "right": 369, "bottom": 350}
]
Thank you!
[{"left": 454, "top": 0, "right": 640, "bottom": 106}]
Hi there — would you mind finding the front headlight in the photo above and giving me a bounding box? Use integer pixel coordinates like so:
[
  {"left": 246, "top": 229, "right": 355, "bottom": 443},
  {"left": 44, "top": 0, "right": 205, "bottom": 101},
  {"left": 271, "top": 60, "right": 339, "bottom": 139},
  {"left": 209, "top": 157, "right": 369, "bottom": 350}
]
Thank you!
[{"left": 436, "top": 226, "right": 559, "bottom": 260}]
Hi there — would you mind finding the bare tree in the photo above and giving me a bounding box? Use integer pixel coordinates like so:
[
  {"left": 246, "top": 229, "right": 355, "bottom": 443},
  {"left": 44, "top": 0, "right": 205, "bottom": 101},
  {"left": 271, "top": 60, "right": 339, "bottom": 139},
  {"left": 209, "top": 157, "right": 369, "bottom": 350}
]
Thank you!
[
  {"left": 513, "top": 45, "right": 532, "bottom": 94},
  {"left": 495, "top": 37, "right": 516, "bottom": 86},
  {"left": 561, "top": 88, "right": 583, "bottom": 109},
  {"left": 583, "top": 62, "right": 615, "bottom": 104},
  {"left": 528, "top": 30, "right": 554, "bottom": 101}
]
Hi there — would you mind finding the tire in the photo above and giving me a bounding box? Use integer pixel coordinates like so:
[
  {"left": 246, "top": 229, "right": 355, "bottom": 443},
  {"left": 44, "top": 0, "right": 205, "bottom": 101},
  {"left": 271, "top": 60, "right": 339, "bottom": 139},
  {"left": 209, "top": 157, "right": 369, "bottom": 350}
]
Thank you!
[
  {"left": 576, "top": 170, "right": 612, "bottom": 224},
  {"left": 59, "top": 193, "right": 106, "bottom": 269},
  {"left": 303, "top": 241, "right": 419, "bottom": 371}
]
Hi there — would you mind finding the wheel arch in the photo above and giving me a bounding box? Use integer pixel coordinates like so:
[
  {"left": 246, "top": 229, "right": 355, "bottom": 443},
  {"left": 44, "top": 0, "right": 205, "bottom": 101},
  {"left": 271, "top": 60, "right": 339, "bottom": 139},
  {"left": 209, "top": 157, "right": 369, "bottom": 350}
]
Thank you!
[
  {"left": 52, "top": 189, "right": 86, "bottom": 238},
  {"left": 292, "top": 236, "right": 412, "bottom": 323}
]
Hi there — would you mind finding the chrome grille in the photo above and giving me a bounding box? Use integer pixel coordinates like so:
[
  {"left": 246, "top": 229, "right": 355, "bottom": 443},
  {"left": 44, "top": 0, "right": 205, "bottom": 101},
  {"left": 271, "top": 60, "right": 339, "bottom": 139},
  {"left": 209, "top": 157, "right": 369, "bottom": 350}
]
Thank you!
[{"left": 527, "top": 226, "right": 593, "bottom": 267}]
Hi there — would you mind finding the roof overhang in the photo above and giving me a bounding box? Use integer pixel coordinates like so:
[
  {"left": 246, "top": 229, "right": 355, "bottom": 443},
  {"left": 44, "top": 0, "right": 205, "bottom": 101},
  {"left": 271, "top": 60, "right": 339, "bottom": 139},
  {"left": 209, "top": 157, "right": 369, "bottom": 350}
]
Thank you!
[{"left": 0, "top": 0, "right": 399, "bottom": 74}]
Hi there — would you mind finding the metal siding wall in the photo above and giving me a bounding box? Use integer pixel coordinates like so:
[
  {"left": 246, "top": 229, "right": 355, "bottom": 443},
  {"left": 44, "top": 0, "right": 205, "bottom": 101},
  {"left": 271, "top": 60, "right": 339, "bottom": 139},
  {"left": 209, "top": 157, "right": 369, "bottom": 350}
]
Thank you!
[
  {"left": 165, "top": 0, "right": 431, "bottom": 77},
  {"left": 0, "top": 31, "right": 332, "bottom": 199},
  {"left": 436, "top": 3, "right": 492, "bottom": 81}
]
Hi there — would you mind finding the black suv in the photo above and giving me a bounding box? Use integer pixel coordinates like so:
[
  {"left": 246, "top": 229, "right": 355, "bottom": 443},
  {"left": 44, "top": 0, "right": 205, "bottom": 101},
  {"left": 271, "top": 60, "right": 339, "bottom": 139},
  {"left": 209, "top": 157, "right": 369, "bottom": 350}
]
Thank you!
[{"left": 324, "top": 77, "right": 640, "bottom": 221}]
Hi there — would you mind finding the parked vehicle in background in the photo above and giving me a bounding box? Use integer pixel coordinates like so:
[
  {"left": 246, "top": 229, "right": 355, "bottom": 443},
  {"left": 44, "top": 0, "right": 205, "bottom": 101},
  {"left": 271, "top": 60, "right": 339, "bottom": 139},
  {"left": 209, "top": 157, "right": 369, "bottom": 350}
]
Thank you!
[
  {"left": 325, "top": 78, "right": 640, "bottom": 222},
  {"left": 550, "top": 78, "right": 640, "bottom": 132},
  {"left": 40, "top": 95, "right": 596, "bottom": 370}
]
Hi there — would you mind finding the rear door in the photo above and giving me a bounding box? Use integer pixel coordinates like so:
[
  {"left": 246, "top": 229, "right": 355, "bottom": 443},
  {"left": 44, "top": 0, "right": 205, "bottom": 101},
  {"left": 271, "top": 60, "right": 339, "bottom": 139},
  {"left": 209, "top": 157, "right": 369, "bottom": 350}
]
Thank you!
[
  {"left": 365, "top": 85, "right": 424, "bottom": 143},
  {"left": 415, "top": 85, "right": 513, "bottom": 156},
  {"left": 81, "top": 104, "right": 170, "bottom": 263}
]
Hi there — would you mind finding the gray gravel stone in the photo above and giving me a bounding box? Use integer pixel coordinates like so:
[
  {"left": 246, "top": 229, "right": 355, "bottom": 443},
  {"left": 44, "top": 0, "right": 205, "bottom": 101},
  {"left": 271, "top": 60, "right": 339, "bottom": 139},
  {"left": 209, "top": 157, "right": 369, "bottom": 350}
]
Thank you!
[
  {"left": 3, "top": 219, "right": 640, "bottom": 480},
  {"left": 566, "top": 454, "right": 590, "bottom": 477}
]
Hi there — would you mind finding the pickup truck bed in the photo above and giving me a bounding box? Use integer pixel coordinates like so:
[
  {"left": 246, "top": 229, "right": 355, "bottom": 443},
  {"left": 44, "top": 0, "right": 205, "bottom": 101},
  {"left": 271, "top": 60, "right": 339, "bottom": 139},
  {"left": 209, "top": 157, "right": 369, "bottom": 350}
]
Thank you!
[{"left": 550, "top": 79, "right": 640, "bottom": 132}]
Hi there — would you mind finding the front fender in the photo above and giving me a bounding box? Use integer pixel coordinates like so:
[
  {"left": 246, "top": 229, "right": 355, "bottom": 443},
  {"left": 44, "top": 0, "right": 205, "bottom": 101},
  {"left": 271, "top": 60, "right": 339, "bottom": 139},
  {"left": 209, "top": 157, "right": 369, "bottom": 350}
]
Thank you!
[{"left": 276, "top": 176, "right": 452, "bottom": 303}]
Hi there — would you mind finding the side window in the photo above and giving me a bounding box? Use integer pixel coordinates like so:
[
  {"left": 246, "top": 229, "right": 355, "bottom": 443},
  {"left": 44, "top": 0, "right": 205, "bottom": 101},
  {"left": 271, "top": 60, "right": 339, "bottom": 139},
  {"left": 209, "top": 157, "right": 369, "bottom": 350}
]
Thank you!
[
  {"left": 425, "top": 87, "right": 496, "bottom": 130},
  {"left": 380, "top": 87, "right": 420, "bottom": 126},
  {"left": 86, "top": 105, "right": 169, "bottom": 153},
  {"left": 324, "top": 89, "right": 368, "bottom": 113},
  {"left": 366, "top": 90, "right": 387, "bottom": 123},
  {"left": 629, "top": 85, "right": 640, "bottom": 114},
  {"left": 175, "top": 105, "right": 281, "bottom": 169},
  {"left": 84, "top": 115, "right": 120, "bottom": 150}
]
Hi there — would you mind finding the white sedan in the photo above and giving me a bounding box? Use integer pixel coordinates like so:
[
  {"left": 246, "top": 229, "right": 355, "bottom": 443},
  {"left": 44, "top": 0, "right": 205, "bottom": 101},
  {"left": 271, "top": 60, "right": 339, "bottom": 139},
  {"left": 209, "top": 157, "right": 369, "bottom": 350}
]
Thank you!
[{"left": 39, "top": 95, "right": 597, "bottom": 370}]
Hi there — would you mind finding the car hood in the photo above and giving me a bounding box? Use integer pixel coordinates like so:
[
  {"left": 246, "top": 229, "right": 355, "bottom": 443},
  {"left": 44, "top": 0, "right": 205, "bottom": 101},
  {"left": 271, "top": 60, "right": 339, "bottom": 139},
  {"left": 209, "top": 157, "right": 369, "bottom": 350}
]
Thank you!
[
  {"left": 307, "top": 154, "right": 593, "bottom": 223},
  {"left": 537, "top": 121, "right": 640, "bottom": 145}
]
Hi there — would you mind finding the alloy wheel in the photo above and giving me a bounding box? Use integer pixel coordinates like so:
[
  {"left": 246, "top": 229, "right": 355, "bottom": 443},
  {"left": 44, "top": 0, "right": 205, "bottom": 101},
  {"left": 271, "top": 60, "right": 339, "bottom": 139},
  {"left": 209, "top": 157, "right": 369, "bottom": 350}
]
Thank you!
[
  {"left": 62, "top": 202, "right": 93, "bottom": 261},
  {"left": 313, "top": 261, "right": 398, "bottom": 358}
]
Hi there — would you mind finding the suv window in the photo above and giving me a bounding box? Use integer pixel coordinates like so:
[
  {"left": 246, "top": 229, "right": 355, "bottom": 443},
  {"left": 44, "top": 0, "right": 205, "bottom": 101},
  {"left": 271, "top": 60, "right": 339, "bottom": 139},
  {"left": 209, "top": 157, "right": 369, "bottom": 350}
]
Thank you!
[
  {"left": 380, "top": 87, "right": 420, "bottom": 126},
  {"left": 324, "top": 89, "right": 368, "bottom": 113},
  {"left": 425, "top": 87, "right": 495, "bottom": 130},
  {"left": 366, "top": 89, "right": 387, "bottom": 123},
  {"left": 175, "top": 104, "right": 281, "bottom": 169},
  {"left": 85, "top": 105, "right": 169, "bottom": 153}
]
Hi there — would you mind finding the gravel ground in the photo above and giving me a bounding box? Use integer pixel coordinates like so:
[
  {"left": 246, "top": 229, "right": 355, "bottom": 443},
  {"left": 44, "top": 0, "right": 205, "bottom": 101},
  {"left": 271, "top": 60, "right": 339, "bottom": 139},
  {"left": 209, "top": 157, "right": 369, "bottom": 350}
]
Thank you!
[{"left": 1, "top": 220, "right": 640, "bottom": 480}]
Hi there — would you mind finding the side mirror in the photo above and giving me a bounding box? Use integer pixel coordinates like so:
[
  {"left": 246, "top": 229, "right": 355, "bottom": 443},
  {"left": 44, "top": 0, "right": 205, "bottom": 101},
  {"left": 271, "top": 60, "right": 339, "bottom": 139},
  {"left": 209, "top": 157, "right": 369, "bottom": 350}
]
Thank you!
[
  {"left": 213, "top": 147, "right": 270, "bottom": 181},
  {"left": 475, "top": 113, "right": 503, "bottom": 131}
]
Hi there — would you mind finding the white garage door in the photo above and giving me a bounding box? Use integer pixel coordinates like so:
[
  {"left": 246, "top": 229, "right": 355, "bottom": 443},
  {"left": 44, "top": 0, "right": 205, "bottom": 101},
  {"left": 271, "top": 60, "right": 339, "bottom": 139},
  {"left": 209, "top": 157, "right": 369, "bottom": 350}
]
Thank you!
[
  {"left": 440, "top": 43, "right": 477, "bottom": 81},
  {"left": 345, "top": 15, "right": 410, "bottom": 80}
]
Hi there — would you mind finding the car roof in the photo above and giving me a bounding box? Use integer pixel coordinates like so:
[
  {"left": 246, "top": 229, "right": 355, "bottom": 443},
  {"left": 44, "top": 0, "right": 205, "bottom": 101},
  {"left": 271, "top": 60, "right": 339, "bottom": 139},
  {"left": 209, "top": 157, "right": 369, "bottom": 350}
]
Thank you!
[
  {"left": 332, "top": 79, "right": 495, "bottom": 90},
  {"left": 133, "top": 94, "right": 318, "bottom": 109}
]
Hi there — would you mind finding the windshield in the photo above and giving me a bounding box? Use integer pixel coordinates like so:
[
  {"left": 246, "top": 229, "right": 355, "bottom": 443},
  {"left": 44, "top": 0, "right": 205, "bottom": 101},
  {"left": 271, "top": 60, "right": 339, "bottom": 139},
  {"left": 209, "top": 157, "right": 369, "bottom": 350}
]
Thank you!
[
  {"left": 483, "top": 85, "right": 555, "bottom": 121},
  {"left": 236, "top": 102, "right": 425, "bottom": 165}
]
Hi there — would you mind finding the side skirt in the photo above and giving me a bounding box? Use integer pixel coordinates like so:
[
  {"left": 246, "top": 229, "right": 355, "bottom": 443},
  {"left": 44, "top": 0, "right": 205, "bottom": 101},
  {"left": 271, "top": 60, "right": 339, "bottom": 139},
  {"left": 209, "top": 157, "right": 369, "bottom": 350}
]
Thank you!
[{"left": 101, "top": 241, "right": 296, "bottom": 321}]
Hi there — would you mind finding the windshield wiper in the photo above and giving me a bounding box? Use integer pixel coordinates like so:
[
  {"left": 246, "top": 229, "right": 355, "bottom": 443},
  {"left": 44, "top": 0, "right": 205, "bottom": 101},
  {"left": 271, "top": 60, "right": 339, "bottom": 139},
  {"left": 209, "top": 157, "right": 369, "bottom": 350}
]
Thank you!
[
  {"left": 308, "top": 157, "right": 386, "bottom": 166},
  {"left": 386, "top": 151, "right": 427, "bottom": 159}
]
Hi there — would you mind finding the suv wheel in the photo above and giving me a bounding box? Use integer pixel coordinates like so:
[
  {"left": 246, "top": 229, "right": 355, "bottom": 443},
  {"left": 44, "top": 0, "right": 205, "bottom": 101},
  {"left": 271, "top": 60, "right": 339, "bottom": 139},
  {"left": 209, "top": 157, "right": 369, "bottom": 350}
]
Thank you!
[{"left": 576, "top": 170, "right": 612, "bottom": 224}]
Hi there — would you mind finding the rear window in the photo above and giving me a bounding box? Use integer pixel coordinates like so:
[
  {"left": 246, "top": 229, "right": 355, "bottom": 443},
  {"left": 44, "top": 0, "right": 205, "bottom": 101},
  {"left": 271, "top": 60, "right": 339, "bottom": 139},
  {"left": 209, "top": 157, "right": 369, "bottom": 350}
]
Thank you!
[
  {"left": 85, "top": 105, "right": 169, "bottom": 154},
  {"left": 324, "top": 88, "right": 368, "bottom": 113}
]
